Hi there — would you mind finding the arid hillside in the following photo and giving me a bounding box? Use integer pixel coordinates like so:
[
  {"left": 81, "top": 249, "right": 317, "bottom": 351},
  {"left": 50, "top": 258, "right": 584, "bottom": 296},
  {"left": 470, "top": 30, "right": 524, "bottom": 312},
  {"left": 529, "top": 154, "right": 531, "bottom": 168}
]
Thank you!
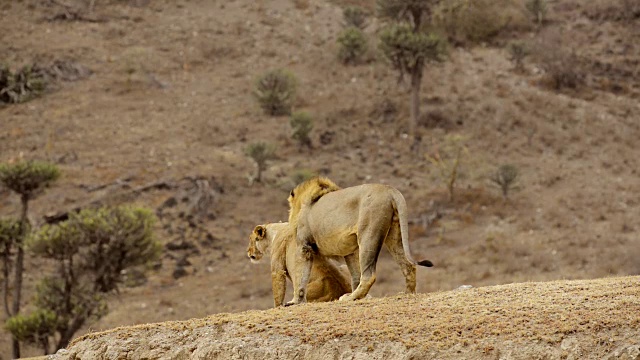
[
  {"left": 51, "top": 276, "right": 640, "bottom": 359},
  {"left": 1, "top": 0, "right": 639, "bottom": 357}
]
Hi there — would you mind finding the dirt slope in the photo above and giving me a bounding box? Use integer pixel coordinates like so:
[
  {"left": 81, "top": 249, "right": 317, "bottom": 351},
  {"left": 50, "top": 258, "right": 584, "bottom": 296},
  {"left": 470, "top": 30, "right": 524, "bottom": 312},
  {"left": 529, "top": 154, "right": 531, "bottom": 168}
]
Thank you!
[{"left": 46, "top": 276, "right": 640, "bottom": 360}]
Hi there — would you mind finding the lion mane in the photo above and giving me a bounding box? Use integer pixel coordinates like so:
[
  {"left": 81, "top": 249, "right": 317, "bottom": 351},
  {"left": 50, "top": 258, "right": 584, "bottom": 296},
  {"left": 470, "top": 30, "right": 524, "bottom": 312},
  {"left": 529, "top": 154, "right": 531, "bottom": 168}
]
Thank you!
[{"left": 287, "top": 176, "right": 340, "bottom": 227}]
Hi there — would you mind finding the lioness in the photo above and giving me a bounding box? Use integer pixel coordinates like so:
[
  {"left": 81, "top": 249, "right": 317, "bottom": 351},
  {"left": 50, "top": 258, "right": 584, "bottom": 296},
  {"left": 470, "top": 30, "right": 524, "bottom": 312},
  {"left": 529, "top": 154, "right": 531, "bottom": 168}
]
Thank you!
[
  {"left": 247, "top": 222, "right": 351, "bottom": 307},
  {"left": 287, "top": 177, "right": 433, "bottom": 304}
]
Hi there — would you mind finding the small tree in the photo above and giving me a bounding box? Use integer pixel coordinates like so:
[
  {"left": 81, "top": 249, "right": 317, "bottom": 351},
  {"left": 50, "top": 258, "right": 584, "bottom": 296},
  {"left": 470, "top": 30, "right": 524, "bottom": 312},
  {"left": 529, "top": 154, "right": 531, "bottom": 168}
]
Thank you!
[
  {"left": 23, "top": 206, "right": 160, "bottom": 351},
  {"left": 490, "top": 164, "right": 519, "bottom": 200},
  {"left": 254, "top": 69, "right": 297, "bottom": 116},
  {"left": 290, "top": 111, "right": 313, "bottom": 148},
  {"left": 426, "top": 135, "right": 468, "bottom": 201},
  {"left": 245, "top": 142, "right": 277, "bottom": 183},
  {"left": 377, "top": 0, "right": 446, "bottom": 147},
  {"left": 0, "top": 160, "right": 59, "bottom": 359},
  {"left": 342, "top": 6, "right": 369, "bottom": 29}
]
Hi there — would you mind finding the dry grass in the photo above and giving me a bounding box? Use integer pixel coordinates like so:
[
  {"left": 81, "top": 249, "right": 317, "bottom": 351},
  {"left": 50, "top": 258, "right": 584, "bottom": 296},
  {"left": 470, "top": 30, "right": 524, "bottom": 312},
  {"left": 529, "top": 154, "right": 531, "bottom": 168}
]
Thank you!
[{"left": 68, "top": 276, "right": 640, "bottom": 356}]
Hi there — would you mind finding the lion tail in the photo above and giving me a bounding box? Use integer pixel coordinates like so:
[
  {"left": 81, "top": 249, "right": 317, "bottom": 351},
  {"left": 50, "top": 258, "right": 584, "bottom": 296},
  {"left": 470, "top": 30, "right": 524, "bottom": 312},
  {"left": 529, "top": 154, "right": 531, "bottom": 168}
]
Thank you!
[{"left": 391, "top": 188, "right": 434, "bottom": 268}]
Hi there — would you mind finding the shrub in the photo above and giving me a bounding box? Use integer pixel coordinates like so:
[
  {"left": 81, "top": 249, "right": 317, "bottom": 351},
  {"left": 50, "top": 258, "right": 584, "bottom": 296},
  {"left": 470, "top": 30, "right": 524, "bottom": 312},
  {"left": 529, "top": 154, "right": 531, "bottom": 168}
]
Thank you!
[
  {"left": 433, "top": 0, "right": 519, "bottom": 44},
  {"left": 254, "top": 69, "right": 297, "bottom": 116},
  {"left": 0, "top": 218, "right": 22, "bottom": 251},
  {"left": 490, "top": 164, "right": 519, "bottom": 199},
  {"left": 525, "top": 0, "right": 547, "bottom": 25},
  {"left": 342, "top": 6, "right": 368, "bottom": 29},
  {"left": 507, "top": 41, "right": 530, "bottom": 72},
  {"left": 337, "top": 27, "right": 368, "bottom": 65},
  {"left": 245, "top": 142, "right": 277, "bottom": 182},
  {"left": 290, "top": 169, "right": 317, "bottom": 186},
  {"left": 533, "top": 30, "right": 584, "bottom": 90},
  {"left": 290, "top": 111, "right": 313, "bottom": 148},
  {"left": 0, "top": 64, "right": 47, "bottom": 104}
]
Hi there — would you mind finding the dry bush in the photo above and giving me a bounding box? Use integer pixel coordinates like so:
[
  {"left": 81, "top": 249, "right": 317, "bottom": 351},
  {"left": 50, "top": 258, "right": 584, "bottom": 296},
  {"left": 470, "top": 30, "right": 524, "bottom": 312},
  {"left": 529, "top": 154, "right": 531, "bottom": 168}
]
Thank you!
[
  {"left": 532, "top": 30, "right": 585, "bottom": 90},
  {"left": 291, "top": 0, "right": 310, "bottom": 10},
  {"left": 585, "top": 0, "right": 640, "bottom": 21},
  {"left": 426, "top": 134, "right": 468, "bottom": 202},
  {"left": 342, "top": 6, "right": 368, "bottom": 29},
  {"left": 433, "top": 0, "right": 528, "bottom": 44},
  {"left": 0, "top": 64, "right": 47, "bottom": 104}
]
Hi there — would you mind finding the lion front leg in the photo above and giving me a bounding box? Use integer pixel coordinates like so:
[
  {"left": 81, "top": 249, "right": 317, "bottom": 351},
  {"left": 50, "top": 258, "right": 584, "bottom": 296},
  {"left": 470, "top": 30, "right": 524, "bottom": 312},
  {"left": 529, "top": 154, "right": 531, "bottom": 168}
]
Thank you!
[
  {"left": 270, "top": 252, "right": 288, "bottom": 307},
  {"left": 271, "top": 268, "right": 287, "bottom": 307},
  {"left": 285, "top": 242, "right": 314, "bottom": 306}
]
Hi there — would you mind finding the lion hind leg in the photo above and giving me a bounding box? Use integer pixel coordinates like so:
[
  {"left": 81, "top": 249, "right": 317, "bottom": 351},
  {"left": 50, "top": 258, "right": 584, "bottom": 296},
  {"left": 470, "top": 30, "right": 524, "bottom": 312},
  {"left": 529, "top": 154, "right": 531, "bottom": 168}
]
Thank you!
[
  {"left": 384, "top": 221, "right": 417, "bottom": 293},
  {"left": 344, "top": 252, "right": 361, "bottom": 292},
  {"left": 341, "top": 225, "right": 386, "bottom": 301}
]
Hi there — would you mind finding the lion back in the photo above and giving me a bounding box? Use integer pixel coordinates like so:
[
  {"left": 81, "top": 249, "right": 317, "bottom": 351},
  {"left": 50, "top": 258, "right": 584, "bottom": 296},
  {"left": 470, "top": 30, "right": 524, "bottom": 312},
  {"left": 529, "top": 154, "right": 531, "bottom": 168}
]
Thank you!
[{"left": 287, "top": 176, "right": 340, "bottom": 226}]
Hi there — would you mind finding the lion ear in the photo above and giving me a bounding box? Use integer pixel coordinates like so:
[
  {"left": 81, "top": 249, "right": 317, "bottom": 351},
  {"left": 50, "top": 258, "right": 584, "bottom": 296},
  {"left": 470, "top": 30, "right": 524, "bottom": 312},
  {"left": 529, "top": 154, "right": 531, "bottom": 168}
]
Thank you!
[
  {"left": 254, "top": 225, "right": 266, "bottom": 239},
  {"left": 289, "top": 189, "right": 295, "bottom": 198}
]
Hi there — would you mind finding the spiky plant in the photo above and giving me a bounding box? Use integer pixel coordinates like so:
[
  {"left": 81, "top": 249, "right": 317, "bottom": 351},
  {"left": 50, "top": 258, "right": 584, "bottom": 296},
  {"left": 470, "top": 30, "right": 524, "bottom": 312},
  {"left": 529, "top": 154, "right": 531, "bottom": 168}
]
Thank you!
[{"left": 254, "top": 69, "right": 297, "bottom": 116}]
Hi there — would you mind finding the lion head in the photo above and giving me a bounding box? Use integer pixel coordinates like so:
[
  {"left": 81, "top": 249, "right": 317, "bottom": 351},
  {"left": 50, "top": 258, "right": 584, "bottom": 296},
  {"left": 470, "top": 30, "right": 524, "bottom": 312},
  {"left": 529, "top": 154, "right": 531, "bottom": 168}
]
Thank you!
[
  {"left": 287, "top": 176, "right": 340, "bottom": 225},
  {"left": 247, "top": 224, "right": 270, "bottom": 263}
]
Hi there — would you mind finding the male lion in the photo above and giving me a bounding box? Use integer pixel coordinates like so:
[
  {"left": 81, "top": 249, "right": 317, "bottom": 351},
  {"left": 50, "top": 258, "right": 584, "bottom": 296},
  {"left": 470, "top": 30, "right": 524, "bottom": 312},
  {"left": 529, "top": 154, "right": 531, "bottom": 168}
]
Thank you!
[
  {"left": 247, "top": 222, "right": 351, "bottom": 307},
  {"left": 287, "top": 177, "right": 433, "bottom": 305}
]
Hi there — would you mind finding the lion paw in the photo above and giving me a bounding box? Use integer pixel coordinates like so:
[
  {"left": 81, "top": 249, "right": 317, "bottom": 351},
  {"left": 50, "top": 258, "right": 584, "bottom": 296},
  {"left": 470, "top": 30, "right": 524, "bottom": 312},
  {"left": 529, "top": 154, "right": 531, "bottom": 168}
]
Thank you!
[
  {"left": 284, "top": 298, "right": 307, "bottom": 306},
  {"left": 338, "top": 293, "right": 354, "bottom": 301}
]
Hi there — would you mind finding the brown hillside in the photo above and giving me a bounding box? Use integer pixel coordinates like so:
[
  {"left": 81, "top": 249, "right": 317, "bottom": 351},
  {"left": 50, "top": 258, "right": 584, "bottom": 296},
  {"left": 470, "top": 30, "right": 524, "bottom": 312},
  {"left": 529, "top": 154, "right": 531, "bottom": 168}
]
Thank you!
[
  {"left": 50, "top": 276, "right": 640, "bottom": 359},
  {"left": 1, "top": 0, "right": 639, "bottom": 357}
]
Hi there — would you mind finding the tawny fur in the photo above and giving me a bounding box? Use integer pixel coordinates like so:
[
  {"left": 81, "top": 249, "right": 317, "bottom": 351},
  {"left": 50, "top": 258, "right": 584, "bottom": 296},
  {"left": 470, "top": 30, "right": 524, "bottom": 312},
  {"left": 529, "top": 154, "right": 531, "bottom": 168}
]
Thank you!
[
  {"left": 286, "top": 177, "right": 433, "bottom": 305},
  {"left": 246, "top": 222, "right": 351, "bottom": 307}
]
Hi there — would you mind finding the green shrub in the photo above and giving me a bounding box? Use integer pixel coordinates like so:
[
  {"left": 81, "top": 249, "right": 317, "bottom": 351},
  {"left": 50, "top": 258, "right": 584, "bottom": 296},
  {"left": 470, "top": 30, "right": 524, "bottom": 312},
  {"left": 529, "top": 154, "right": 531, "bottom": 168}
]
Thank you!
[
  {"left": 0, "top": 161, "right": 60, "bottom": 200},
  {"left": 290, "top": 111, "right": 313, "bottom": 148},
  {"left": 342, "top": 6, "right": 368, "bottom": 29},
  {"left": 433, "top": 0, "right": 516, "bottom": 44},
  {"left": 337, "top": 27, "right": 368, "bottom": 65},
  {"left": 254, "top": 69, "right": 297, "bottom": 116},
  {"left": 5, "top": 309, "right": 57, "bottom": 346},
  {"left": 0, "top": 218, "right": 22, "bottom": 252}
]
